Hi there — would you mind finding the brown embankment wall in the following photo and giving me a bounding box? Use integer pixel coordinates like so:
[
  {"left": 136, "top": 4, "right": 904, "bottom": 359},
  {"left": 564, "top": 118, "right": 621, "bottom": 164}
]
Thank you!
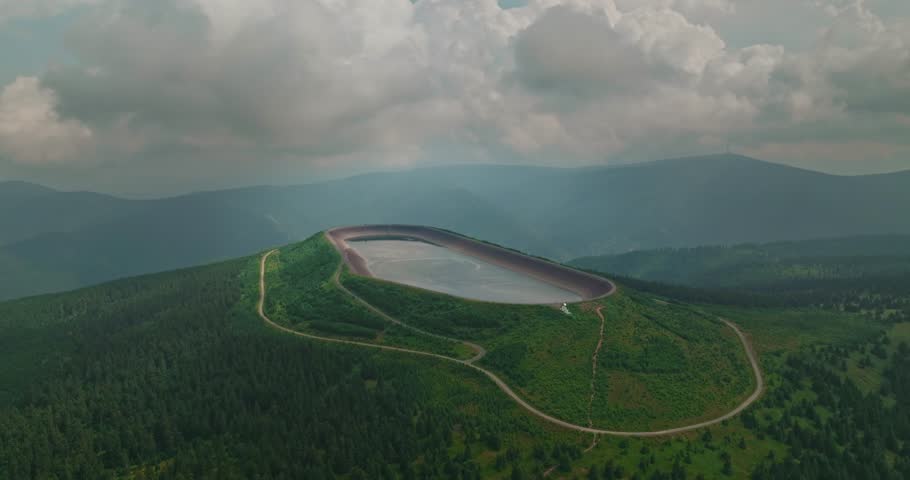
[{"left": 326, "top": 225, "right": 615, "bottom": 302}]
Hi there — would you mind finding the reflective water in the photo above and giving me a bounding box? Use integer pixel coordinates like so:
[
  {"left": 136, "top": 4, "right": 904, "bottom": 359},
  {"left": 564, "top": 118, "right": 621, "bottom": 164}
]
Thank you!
[{"left": 349, "top": 240, "right": 582, "bottom": 304}]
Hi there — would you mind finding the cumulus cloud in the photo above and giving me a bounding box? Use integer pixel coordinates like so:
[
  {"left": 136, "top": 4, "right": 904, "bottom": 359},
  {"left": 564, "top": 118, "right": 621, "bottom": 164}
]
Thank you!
[
  {"left": 0, "top": 77, "right": 92, "bottom": 165},
  {"left": 0, "top": 0, "right": 907, "bottom": 178},
  {"left": 505, "top": 2, "right": 754, "bottom": 156},
  {"left": 513, "top": 7, "right": 647, "bottom": 96},
  {"left": 505, "top": 0, "right": 910, "bottom": 158},
  {"left": 42, "top": 0, "right": 450, "bottom": 156},
  {"left": 819, "top": 3, "right": 910, "bottom": 115}
]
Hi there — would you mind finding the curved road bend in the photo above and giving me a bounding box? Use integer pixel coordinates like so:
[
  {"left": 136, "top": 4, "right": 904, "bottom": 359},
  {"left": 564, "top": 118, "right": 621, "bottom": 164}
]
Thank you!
[{"left": 259, "top": 250, "right": 765, "bottom": 437}]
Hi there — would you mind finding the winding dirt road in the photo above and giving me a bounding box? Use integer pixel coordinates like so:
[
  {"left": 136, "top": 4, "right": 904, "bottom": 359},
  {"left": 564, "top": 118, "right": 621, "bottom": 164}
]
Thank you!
[{"left": 258, "top": 249, "right": 765, "bottom": 437}]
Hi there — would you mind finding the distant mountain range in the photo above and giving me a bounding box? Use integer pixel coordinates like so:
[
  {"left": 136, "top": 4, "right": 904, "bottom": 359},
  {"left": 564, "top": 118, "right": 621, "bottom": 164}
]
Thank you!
[{"left": 3, "top": 154, "right": 910, "bottom": 300}]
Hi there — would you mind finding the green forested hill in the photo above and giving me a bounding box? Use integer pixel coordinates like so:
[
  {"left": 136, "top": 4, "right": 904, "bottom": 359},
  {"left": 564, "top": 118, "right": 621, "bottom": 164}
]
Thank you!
[
  {"left": 0, "top": 248, "right": 576, "bottom": 479},
  {"left": 2, "top": 233, "right": 910, "bottom": 478},
  {"left": 339, "top": 271, "right": 755, "bottom": 432}
]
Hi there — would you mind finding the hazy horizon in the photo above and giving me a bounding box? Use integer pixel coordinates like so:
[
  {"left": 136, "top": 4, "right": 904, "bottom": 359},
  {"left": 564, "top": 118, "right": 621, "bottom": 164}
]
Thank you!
[{"left": 4, "top": 153, "right": 910, "bottom": 198}]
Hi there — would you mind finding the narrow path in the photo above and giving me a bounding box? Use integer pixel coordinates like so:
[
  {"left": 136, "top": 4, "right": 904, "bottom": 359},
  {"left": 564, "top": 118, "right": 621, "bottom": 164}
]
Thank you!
[
  {"left": 586, "top": 306, "right": 607, "bottom": 428},
  {"left": 258, "top": 250, "right": 765, "bottom": 437},
  {"left": 582, "top": 306, "right": 607, "bottom": 454},
  {"left": 543, "top": 306, "right": 606, "bottom": 477}
]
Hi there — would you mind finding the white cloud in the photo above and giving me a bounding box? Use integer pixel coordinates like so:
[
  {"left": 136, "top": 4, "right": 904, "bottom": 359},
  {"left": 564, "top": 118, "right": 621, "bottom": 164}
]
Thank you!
[
  {"left": 616, "top": 7, "right": 726, "bottom": 76},
  {"left": 614, "top": 0, "right": 734, "bottom": 23},
  {"left": 0, "top": 77, "right": 93, "bottom": 165},
  {"left": 0, "top": 0, "right": 907, "bottom": 178},
  {"left": 505, "top": 0, "right": 910, "bottom": 157}
]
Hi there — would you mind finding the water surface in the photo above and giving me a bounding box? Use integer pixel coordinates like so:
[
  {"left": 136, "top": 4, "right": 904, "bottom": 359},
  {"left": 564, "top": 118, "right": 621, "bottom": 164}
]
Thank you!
[{"left": 350, "top": 240, "right": 582, "bottom": 304}]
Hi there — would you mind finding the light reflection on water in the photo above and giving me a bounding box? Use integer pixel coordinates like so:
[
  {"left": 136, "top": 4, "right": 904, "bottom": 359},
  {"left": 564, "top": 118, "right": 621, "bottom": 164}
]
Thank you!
[{"left": 349, "top": 240, "right": 582, "bottom": 304}]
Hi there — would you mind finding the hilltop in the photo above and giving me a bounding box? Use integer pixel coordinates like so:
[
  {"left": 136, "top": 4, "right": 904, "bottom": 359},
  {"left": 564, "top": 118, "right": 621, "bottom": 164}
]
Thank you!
[
  {"left": 0, "top": 231, "right": 757, "bottom": 477},
  {"left": 0, "top": 230, "right": 907, "bottom": 478}
]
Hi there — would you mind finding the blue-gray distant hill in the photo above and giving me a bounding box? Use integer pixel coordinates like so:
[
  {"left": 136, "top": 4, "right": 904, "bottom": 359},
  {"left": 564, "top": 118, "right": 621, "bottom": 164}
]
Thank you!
[
  {"left": 2, "top": 154, "right": 910, "bottom": 300},
  {"left": 570, "top": 234, "right": 910, "bottom": 290}
]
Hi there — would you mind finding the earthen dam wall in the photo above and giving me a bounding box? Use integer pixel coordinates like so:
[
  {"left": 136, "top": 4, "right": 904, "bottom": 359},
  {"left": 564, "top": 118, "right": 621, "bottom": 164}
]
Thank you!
[{"left": 326, "top": 225, "right": 615, "bottom": 303}]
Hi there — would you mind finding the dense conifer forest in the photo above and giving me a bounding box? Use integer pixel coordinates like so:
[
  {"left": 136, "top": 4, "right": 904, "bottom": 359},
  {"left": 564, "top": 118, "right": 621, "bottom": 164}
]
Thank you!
[
  {"left": 1, "top": 233, "right": 909, "bottom": 478},
  {"left": 0, "top": 248, "right": 579, "bottom": 479}
]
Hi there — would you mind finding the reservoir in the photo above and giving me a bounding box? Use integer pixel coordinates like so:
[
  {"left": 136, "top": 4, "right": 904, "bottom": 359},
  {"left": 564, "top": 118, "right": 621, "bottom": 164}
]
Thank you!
[{"left": 348, "top": 239, "right": 583, "bottom": 304}]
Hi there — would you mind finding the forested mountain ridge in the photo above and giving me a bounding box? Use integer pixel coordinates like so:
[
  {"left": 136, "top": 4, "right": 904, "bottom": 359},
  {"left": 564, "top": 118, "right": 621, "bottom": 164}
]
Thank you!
[
  {"left": 0, "top": 248, "right": 570, "bottom": 479},
  {"left": 1, "top": 232, "right": 910, "bottom": 478},
  {"left": 0, "top": 180, "right": 57, "bottom": 204},
  {"left": 4, "top": 154, "right": 910, "bottom": 301},
  {"left": 0, "top": 182, "right": 136, "bottom": 246}
]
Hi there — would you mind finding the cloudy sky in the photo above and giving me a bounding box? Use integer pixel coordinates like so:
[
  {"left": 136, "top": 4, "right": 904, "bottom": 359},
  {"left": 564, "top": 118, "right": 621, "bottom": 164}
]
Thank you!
[{"left": 0, "top": 0, "right": 908, "bottom": 195}]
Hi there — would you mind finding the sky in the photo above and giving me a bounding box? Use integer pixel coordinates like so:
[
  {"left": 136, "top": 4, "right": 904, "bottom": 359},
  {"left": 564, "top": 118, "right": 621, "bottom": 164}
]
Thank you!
[{"left": 0, "top": 0, "right": 909, "bottom": 195}]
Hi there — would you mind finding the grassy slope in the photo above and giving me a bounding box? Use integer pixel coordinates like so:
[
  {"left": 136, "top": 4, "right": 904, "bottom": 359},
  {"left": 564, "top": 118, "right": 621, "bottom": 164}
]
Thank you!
[
  {"left": 341, "top": 270, "right": 755, "bottom": 432},
  {"left": 591, "top": 292, "right": 754, "bottom": 430},
  {"left": 333, "top": 241, "right": 795, "bottom": 479},
  {"left": 263, "top": 235, "right": 473, "bottom": 359}
]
